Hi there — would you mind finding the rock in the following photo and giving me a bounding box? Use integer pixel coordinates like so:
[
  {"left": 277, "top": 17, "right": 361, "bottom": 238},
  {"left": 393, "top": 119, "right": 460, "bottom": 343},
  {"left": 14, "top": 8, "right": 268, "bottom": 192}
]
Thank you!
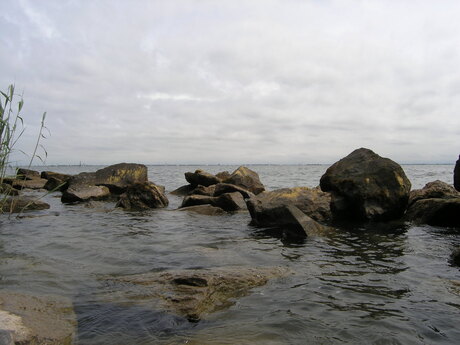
[
  {"left": 102, "top": 266, "right": 291, "bottom": 321},
  {"left": 117, "top": 182, "right": 169, "bottom": 210},
  {"left": 213, "top": 183, "right": 254, "bottom": 199},
  {"left": 0, "top": 330, "right": 13, "bottom": 345},
  {"left": 225, "top": 166, "right": 265, "bottom": 195},
  {"left": 181, "top": 195, "right": 216, "bottom": 208},
  {"left": 189, "top": 184, "right": 216, "bottom": 196},
  {"left": 283, "top": 205, "right": 333, "bottom": 237},
  {"left": 64, "top": 172, "right": 97, "bottom": 191},
  {"left": 0, "top": 291, "right": 76, "bottom": 345},
  {"left": 170, "top": 185, "right": 195, "bottom": 196},
  {"left": 215, "top": 171, "right": 231, "bottom": 181},
  {"left": 213, "top": 192, "right": 247, "bottom": 211},
  {"left": 454, "top": 155, "right": 460, "bottom": 192},
  {"left": 405, "top": 198, "right": 460, "bottom": 227},
  {"left": 408, "top": 180, "right": 459, "bottom": 207},
  {"left": 62, "top": 185, "right": 110, "bottom": 203},
  {"left": 16, "top": 168, "right": 40, "bottom": 180},
  {"left": 451, "top": 247, "right": 460, "bottom": 266},
  {"left": 246, "top": 186, "right": 332, "bottom": 225},
  {"left": 1, "top": 196, "right": 50, "bottom": 213},
  {"left": 44, "top": 177, "right": 68, "bottom": 192},
  {"left": 11, "top": 178, "right": 48, "bottom": 190},
  {"left": 185, "top": 170, "right": 221, "bottom": 187},
  {"left": 40, "top": 171, "right": 71, "bottom": 181},
  {"left": 320, "top": 148, "right": 411, "bottom": 222},
  {"left": 178, "top": 205, "right": 226, "bottom": 216},
  {"left": 94, "top": 163, "right": 148, "bottom": 194},
  {"left": 0, "top": 183, "right": 19, "bottom": 196},
  {"left": 181, "top": 193, "right": 247, "bottom": 212}
]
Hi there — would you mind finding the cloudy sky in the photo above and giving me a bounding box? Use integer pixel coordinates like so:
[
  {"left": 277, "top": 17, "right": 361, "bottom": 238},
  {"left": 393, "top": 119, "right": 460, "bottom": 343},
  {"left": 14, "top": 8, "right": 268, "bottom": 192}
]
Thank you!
[{"left": 1, "top": 0, "right": 459, "bottom": 165}]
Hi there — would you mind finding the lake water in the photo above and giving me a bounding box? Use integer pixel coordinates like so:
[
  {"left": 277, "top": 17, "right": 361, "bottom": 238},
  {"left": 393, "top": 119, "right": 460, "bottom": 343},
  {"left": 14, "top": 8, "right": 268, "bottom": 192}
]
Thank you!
[{"left": 1, "top": 164, "right": 459, "bottom": 344}]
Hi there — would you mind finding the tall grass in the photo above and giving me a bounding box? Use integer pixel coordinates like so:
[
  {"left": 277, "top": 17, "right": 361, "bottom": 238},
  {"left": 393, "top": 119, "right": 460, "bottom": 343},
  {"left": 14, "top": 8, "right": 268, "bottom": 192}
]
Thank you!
[{"left": 0, "top": 84, "right": 47, "bottom": 213}]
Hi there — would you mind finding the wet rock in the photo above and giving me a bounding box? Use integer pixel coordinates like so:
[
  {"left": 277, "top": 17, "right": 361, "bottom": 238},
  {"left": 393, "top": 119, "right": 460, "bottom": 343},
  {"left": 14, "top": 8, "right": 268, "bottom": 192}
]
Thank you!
[
  {"left": 1, "top": 196, "right": 50, "bottom": 213},
  {"left": 118, "top": 182, "right": 169, "bottom": 210},
  {"left": 451, "top": 247, "right": 460, "bottom": 266},
  {"left": 189, "top": 184, "right": 216, "bottom": 196},
  {"left": 44, "top": 177, "right": 69, "bottom": 192},
  {"left": 181, "top": 193, "right": 246, "bottom": 212},
  {"left": 102, "top": 266, "right": 291, "bottom": 321},
  {"left": 0, "top": 291, "right": 76, "bottom": 345},
  {"left": 455, "top": 155, "right": 460, "bottom": 192},
  {"left": 170, "top": 185, "right": 194, "bottom": 196},
  {"left": 405, "top": 198, "right": 460, "bottom": 227},
  {"left": 94, "top": 163, "right": 148, "bottom": 194},
  {"left": 215, "top": 171, "right": 231, "bottom": 181},
  {"left": 11, "top": 178, "right": 48, "bottom": 190},
  {"left": 40, "top": 171, "right": 71, "bottom": 181},
  {"left": 213, "top": 192, "right": 247, "bottom": 211},
  {"left": 247, "top": 186, "right": 332, "bottom": 225},
  {"left": 320, "top": 148, "right": 411, "bottom": 222},
  {"left": 177, "top": 205, "right": 226, "bottom": 216},
  {"left": 16, "top": 168, "right": 40, "bottom": 180},
  {"left": 181, "top": 195, "right": 216, "bottom": 208},
  {"left": 225, "top": 166, "right": 265, "bottom": 195},
  {"left": 213, "top": 183, "right": 254, "bottom": 199},
  {"left": 408, "top": 180, "right": 459, "bottom": 207},
  {"left": 62, "top": 185, "right": 110, "bottom": 203},
  {"left": 0, "top": 330, "right": 13, "bottom": 345},
  {"left": 283, "top": 205, "right": 333, "bottom": 237},
  {"left": 185, "top": 170, "right": 221, "bottom": 187}
]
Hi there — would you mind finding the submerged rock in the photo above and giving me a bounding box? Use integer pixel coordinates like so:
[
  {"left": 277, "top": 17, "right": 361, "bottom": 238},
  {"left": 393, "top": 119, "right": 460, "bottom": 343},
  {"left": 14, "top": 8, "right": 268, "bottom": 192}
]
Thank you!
[
  {"left": 320, "top": 148, "right": 411, "bottom": 222},
  {"left": 178, "top": 205, "right": 226, "bottom": 216},
  {"left": 117, "top": 182, "right": 169, "bottom": 210},
  {"left": 1, "top": 196, "right": 50, "bottom": 213},
  {"left": 225, "top": 166, "right": 265, "bottom": 195},
  {"left": 247, "top": 187, "right": 332, "bottom": 225},
  {"left": 0, "top": 291, "right": 76, "bottom": 345},
  {"left": 102, "top": 266, "right": 291, "bottom": 321}
]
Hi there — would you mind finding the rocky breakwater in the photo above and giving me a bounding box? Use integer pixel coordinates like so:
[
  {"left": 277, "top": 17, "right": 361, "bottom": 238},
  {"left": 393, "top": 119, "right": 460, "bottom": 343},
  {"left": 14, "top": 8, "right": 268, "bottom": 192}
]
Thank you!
[
  {"left": 320, "top": 148, "right": 412, "bottom": 223},
  {"left": 59, "top": 163, "right": 168, "bottom": 210},
  {"left": 100, "top": 266, "right": 291, "bottom": 322},
  {"left": 176, "top": 166, "right": 264, "bottom": 214},
  {"left": 405, "top": 180, "right": 460, "bottom": 227},
  {"left": 0, "top": 291, "right": 76, "bottom": 345}
]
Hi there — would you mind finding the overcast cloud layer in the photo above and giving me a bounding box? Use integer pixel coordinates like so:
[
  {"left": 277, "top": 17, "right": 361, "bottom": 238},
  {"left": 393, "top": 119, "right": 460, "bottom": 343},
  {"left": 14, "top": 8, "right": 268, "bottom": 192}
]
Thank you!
[{"left": 1, "top": 0, "right": 459, "bottom": 165}]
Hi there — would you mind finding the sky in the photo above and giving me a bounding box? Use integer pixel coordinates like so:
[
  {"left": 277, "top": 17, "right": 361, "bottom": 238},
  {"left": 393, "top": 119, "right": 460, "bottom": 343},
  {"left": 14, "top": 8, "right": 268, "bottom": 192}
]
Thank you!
[{"left": 1, "top": 0, "right": 459, "bottom": 165}]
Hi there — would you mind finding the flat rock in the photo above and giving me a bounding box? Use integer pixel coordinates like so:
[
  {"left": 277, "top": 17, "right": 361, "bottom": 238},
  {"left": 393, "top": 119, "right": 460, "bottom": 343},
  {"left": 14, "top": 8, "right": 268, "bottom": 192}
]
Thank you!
[
  {"left": 0, "top": 291, "right": 76, "bottom": 345},
  {"left": 405, "top": 198, "right": 460, "bottom": 227},
  {"left": 16, "top": 168, "right": 40, "bottom": 180},
  {"left": 11, "top": 178, "right": 48, "bottom": 190},
  {"left": 408, "top": 180, "right": 459, "bottom": 207},
  {"left": 61, "top": 185, "right": 110, "bottom": 203},
  {"left": 181, "top": 193, "right": 247, "bottom": 212},
  {"left": 101, "top": 266, "right": 292, "bottom": 321},
  {"left": 40, "top": 171, "right": 71, "bottom": 181}
]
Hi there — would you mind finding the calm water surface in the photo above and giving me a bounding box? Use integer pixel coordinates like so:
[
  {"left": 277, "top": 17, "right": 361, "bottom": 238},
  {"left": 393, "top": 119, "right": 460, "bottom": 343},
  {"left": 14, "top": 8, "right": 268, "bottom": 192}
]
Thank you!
[{"left": 1, "top": 165, "right": 459, "bottom": 344}]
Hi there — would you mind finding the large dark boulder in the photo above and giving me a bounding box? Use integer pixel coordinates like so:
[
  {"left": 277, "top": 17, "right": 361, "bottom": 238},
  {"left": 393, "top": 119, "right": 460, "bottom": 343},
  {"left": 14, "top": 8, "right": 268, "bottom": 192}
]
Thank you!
[
  {"left": 455, "top": 155, "right": 460, "bottom": 192},
  {"left": 117, "top": 182, "right": 168, "bottom": 210},
  {"left": 320, "top": 148, "right": 411, "bottom": 222},
  {"left": 247, "top": 186, "right": 331, "bottom": 225},
  {"left": 185, "top": 170, "right": 221, "bottom": 187},
  {"left": 224, "top": 166, "right": 265, "bottom": 195}
]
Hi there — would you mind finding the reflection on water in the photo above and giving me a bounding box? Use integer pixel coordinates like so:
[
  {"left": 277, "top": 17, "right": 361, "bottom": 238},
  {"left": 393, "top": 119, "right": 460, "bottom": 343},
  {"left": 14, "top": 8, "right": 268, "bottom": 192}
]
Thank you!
[{"left": 0, "top": 164, "right": 459, "bottom": 344}]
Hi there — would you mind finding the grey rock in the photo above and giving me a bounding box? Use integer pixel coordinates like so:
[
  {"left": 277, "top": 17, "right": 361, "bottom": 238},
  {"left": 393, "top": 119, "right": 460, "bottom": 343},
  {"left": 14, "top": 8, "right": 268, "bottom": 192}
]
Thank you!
[
  {"left": 118, "top": 182, "right": 169, "bottom": 210},
  {"left": 225, "top": 166, "right": 265, "bottom": 195}
]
